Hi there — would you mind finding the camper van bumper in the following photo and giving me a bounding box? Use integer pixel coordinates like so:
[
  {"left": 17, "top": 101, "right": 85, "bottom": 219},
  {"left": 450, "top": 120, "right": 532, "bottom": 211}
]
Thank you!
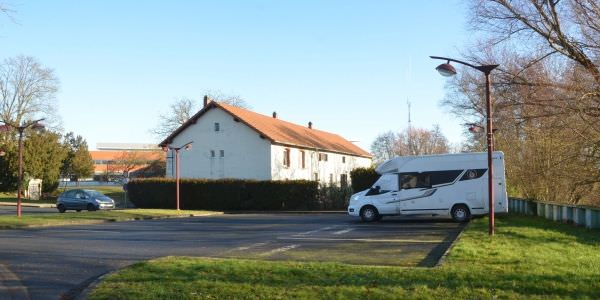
[{"left": 347, "top": 206, "right": 359, "bottom": 217}]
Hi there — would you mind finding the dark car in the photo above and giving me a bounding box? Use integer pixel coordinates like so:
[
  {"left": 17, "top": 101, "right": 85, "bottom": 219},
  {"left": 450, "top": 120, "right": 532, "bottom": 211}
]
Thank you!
[{"left": 56, "top": 189, "right": 115, "bottom": 213}]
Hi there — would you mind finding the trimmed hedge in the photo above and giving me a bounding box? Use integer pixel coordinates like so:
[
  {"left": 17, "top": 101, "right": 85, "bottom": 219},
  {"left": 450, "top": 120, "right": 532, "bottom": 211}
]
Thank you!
[
  {"left": 127, "top": 178, "right": 320, "bottom": 210},
  {"left": 350, "top": 167, "right": 379, "bottom": 193}
]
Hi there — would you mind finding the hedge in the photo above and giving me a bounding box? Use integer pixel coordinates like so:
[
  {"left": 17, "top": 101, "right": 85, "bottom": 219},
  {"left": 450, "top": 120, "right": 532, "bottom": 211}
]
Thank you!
[
  {"left": 127, "top": 178, "right": 319, "bottom": 210},
  {"left": 350, "top": 167, "right": 379, "bottom": 192}
]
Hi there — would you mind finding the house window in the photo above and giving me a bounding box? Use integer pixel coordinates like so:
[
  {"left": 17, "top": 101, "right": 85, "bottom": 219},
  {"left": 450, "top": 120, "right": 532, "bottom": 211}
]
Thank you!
[
  {"left": 300, "top": 150, "right": 305, "bottom": 169},
  {"left": 214, "top": 122, "right": 220, "bottom": 132},
  {"left": 220, "top": 150, "right": 225, "bottom": 157},
  {"left": 342, "top": 156, "right": 346, "bottom": 163},
  {"left": 340, "top": 174, "right": 348, "bottom": 187},
  {"left": 329, "top": 174, "right": 333, "bottom": 184},
  {"left": 318, "top": 153, "right": 328, "bottom": 161},
  {"left": 210, "top": 150, "right": 215, "bottom": 158},
  {"left": 283, "top": 148, "right": 291, "bottom": 167},
  {"left": 313, "top": 172, "right": 319, "bottom": 181}
]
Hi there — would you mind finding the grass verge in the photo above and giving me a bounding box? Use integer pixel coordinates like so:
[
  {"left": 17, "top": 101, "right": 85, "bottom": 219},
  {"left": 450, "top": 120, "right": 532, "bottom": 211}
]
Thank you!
[
  {"left": 0, "top": 186, "right": 126, "bottom": 205},
  {"left": 0, "top": 209, "right": 220, "bottom": 229},
  {"left": 88, "top": 215, "right": 600, "bottom": 299}
]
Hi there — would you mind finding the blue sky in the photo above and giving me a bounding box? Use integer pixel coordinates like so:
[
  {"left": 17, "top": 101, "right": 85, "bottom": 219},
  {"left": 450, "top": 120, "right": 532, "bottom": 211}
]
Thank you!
[{"left": 1, "top": 1, "right": 471, "bottom": 151}]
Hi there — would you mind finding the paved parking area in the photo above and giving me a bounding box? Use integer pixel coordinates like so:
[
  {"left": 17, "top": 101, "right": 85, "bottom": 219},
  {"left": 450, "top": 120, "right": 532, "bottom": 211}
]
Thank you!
[{"left": 0, "top": 213, "right": 464, "bottom": 300}]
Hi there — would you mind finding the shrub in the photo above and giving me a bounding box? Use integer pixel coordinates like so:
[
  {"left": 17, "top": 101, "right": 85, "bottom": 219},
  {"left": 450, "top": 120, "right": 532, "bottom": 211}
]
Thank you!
[
  {"left": 350, "top": 167, "right": 379, "bottom": 193},
  {"left": 317, "top": 183, "right": 353, "bottom": 209},
  {"left": 127, "top": 178, "right": 319, "bottom": 210}
]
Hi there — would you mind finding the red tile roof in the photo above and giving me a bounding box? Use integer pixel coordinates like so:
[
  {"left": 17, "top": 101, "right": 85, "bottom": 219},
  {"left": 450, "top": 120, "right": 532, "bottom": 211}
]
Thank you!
[{"left": 161, "top": 102, "right": 372, "bottom": 158}]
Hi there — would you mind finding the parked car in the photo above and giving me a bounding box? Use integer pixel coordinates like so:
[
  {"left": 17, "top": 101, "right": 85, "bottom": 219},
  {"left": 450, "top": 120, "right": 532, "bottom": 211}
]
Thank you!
[{"left": 56, "top": 189, "right": 115, "bottom": 213}]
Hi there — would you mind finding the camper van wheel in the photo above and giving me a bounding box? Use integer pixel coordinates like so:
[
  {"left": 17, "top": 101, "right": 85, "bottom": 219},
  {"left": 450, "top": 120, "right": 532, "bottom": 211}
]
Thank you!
[
  {"left": 360, "top": 206, "right": 379, "bottom": 222},
  {"left": 451, "top": 204, "right": 471, "bottom": 223}
]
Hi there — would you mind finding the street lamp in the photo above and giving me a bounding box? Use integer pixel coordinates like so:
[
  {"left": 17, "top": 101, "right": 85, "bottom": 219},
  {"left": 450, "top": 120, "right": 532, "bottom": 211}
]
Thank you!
[
  {"left": 430, "top": 55, "right": 499, "bottom": 236},
  {"left": 0, "top": 119, "right": 45, "bottom": 217},
  {"left": 162, "top": 141, "right": 193, "bottom": 210}
]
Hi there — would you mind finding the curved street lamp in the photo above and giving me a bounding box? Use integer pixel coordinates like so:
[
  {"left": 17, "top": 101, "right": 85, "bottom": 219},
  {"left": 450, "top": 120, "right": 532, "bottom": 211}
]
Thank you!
[
  {"left": 162, "top": 141, "right": 193, "bottom": 210},
  {"left": 0, "top": 119, "right": 45, "bottom": 217},
  {"left": 430, "top": 56, "right": 499, "bottom": 236}
]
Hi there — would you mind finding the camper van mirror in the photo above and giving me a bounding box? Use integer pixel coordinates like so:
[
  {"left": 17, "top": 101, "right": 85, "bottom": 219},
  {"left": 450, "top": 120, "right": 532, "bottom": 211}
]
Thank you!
[{"left": 366, "top": 186, "right": 381, "bottom": 196}]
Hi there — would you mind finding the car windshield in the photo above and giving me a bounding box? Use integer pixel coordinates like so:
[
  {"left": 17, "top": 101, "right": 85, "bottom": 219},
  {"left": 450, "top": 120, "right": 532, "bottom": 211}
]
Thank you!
[{"left": 84, "top": 190, "right": 105, "bottom": 197}]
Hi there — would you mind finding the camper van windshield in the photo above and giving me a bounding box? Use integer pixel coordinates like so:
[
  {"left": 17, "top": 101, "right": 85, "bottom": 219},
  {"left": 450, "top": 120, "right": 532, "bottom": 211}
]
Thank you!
[{"left": 370, "top": 174, "right": 398, "bottom": 194}]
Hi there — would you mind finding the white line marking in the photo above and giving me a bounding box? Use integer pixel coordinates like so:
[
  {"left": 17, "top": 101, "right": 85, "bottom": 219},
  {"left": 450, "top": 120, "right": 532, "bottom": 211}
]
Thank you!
[
  {"left": 332, "top": 228, "right": 354, "bottom": 235},
  {"left": 278, "top": 237, "right": 445, "bottom": 243},
  {"left": 234, "top": 242, "right": 268, "bottom": 251},
  {"left": 295, "top": 225, "right": 341, "bottom": 236},
  {"left": 261, "top": 244, "right": 299, "bottom": 256}
]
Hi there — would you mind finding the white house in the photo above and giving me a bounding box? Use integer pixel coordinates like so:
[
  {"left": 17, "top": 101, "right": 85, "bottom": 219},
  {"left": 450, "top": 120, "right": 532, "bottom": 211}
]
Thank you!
[{"left": 159, "top": 99, "right": 372, "bottom": 185}]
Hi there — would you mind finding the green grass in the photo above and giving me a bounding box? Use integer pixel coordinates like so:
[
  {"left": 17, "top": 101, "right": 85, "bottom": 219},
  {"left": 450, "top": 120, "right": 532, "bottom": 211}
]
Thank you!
[
  {"left": 88, "top": 215, "right": 600, "bottom": 299},
  {"left": 0, "top": 209, "right": 220, "bottom": 229}
]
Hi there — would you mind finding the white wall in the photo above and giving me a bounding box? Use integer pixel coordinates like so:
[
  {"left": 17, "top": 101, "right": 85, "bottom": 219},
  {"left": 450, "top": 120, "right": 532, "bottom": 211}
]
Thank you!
[
  {"left": 270, "top": 144, "right": 372, "bottom": 185},
  {"left": 166, "top": 108, "right": 272, "bottom": 180}
]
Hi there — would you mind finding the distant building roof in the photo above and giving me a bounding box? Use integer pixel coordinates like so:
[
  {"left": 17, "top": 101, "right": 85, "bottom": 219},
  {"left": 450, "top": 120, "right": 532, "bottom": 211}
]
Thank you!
[
  {"left": 160, "top": 102, "right": 372, "bottom": 158},
  {"left": 89, "top": 150, "right": 161, "bottom": 161},
  {"left": 96, "top": 143, "right": 161, "bottom": 151}
]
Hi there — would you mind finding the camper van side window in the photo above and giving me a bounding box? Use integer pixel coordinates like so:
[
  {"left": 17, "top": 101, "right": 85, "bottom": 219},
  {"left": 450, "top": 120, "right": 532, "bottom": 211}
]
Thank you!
[
  {"left": 400, "top": 173, "right": 418, "bottom": 189},
  {"left": 400, "top": 173, "right": 431, "bottom": 189},
  {"left": 428, "top": 170, "right": 463, "bottom": 186}
]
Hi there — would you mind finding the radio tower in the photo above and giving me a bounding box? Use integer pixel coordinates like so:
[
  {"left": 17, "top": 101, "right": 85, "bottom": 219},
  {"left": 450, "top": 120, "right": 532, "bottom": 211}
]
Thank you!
[{"left": 407, "top": 99, "right": 414, "bottom": 155}]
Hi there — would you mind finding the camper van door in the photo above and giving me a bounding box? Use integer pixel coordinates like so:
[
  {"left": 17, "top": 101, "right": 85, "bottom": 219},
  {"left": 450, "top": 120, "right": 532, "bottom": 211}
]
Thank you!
[
  {"left": 366, "top": 173, "right": 399, "bottom": 215},
  {"left": 397, "top": 172, "right": 438, "bottom": 214}
]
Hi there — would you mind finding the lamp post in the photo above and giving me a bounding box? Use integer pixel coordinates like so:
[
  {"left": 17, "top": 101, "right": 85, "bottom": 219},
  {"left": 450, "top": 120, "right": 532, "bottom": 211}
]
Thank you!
[
  {"left": 1, "top": 119, "right": 45, "bottom": 217},
  {"left": 162, "top": 141, "right": 193, "bottom": 210},
  {"left": 430, "top": 55, "right": 499, "bottom": 236}
]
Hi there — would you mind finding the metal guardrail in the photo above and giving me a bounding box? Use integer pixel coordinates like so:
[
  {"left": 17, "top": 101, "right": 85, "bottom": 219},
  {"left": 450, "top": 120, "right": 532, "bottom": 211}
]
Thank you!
[{"left": 509, "top": 198, "right": 600, "bottom": 229}]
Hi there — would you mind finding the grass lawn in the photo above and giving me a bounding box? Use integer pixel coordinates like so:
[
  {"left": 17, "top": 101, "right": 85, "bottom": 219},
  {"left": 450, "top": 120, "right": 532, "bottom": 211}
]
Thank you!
[
  {"left": 0, "top": 209, "right": 220, "bottom": 229},
  {"left": 88, "top": 215, "right": 600, "bottom": 299}
]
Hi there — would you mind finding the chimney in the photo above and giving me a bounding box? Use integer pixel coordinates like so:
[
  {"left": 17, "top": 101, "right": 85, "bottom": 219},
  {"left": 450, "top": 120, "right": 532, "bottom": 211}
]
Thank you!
[
  {"left": 308, "top": 121, "right": 312, "bottom": 129},
  {"left": 272, "top": 111, "right": 277, "bottom": 118},
  {"left": 203, "top": 95, "right": 211, "bottom": 107}
]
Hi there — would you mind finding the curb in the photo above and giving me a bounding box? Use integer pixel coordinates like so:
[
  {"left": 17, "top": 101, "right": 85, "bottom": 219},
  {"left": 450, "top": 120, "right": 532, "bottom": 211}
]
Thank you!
[
  {"left": 0, "top": 202, "right": 55, "bottom": 208},
  {"left": 72, "top": 263, "right": 135, "bottom": 300},
  {"left": 224, "top": 210, "right": 346, "bottom": 214},
  {"left": 0, "top": 212, "right": 224, "bottom": 230},
  {"left": 434, "top": 222, "right": 468, "bottom": 267}
]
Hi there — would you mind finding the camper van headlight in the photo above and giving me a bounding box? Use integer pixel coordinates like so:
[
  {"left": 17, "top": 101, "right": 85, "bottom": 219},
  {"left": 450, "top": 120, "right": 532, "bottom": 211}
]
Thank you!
[{"left": 350, "top": 194, "right": 359, "bottom": 203}]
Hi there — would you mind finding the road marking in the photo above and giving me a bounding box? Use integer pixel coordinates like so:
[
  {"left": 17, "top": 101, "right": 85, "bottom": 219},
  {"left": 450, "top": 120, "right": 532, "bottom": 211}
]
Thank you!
[
  {"left": 295, "top": 225, "right": 341, "bottom": 236},
  {"left": 332, "top": 228, "right": 354, "bottom": 235},
  {"left": 278, "top": 237, "right": 445, "bottom": 243},
  {"left": 0, "top": 263, "right": 29, "bottom": 300},
  {"left": 234, "top": 242, "right": 268, "bottom": 251},
  {"left": 260, "top": 244, "right": 299, "bottom": 256}
]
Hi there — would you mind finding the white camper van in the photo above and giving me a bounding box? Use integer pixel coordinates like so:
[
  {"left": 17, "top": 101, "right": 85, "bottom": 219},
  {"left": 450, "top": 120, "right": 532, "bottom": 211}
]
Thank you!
[{"left": 347, "top": 152, "right": 508, "bottom": 222}]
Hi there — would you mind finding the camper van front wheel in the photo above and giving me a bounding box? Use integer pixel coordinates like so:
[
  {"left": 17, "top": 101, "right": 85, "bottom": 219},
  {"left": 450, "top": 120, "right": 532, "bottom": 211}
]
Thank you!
[
  {"left": 451, "top": 204, "right": 471, "bottom": 223},
  {"left": 360, "top": 206, "right": 379, "bottom": 222}
]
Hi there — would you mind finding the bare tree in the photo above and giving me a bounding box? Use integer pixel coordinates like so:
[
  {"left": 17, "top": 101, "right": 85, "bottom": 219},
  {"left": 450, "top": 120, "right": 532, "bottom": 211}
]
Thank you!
[
  {"left": 151, "top": 92, "right": 250, "bottom": 139},
  {"left": 395, "top": 125, "right": 450, "bottom": 156},
  {"left": 440, "top": 0, "right": 600, "bottom": 205},
  {"left": 0, "top": 55, "right": 60, "bottom": 128},
  {"left": 370, "top": 131, "right": 398, "bottom": 164},
  {"left": 370, "top": 126, "right": 451, "bottom": 163},
  {"left": 151, "top": 97, "right": 196, "bottom": 138}
]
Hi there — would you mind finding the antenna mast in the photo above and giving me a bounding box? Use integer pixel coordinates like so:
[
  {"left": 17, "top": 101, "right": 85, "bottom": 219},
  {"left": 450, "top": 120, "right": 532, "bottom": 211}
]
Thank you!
[{"left": 407, "top": 99, "right": 414, "bottom": 155}]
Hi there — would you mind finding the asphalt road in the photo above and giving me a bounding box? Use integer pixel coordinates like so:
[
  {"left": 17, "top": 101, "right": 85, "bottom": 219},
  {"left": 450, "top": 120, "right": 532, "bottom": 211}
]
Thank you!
[
  {"left": 0, "top": 213, "right": 464, "bottom": 300},
  {"left": 0, "top": 206, "right": 57, "bottom": 215}
]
